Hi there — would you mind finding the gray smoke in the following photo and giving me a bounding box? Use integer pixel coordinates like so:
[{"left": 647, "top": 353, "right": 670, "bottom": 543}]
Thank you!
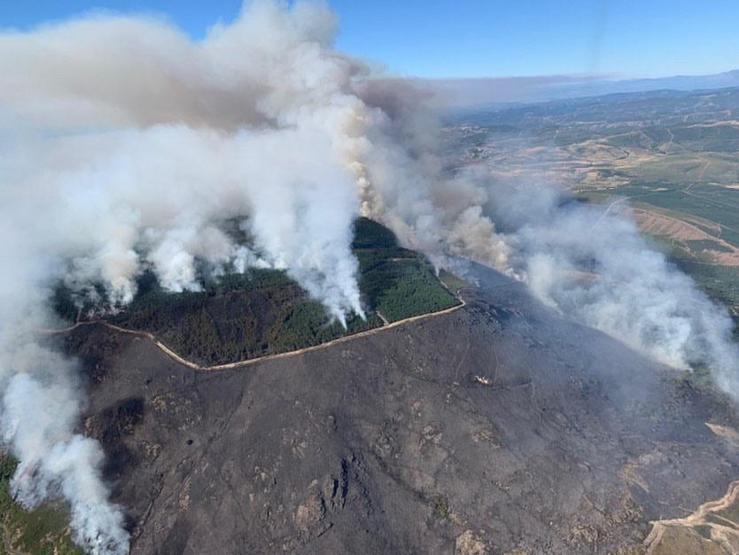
[
  {"left": 0, "top": 2, "right": 366, "bottom": 319},
  {"left": 485, "top": 182, "right": 739, "bottom": 401},
  {"left": 0, "top": 2, "right": 504, "bottom": 549},
  {"left": 1, "top": 1, "right": 737, "bottom": 553},
  {"left": 0, "top": 214, "right": 129, "bottom": 553},
  {"left": 0, "top": 4, "right": 512, "bottom": 547},
  {"left": 0, "top": 1, "right": 370, "bottom": 552},
  {"left": 355, "top": 76, "right": 739, "bottom": 403}
]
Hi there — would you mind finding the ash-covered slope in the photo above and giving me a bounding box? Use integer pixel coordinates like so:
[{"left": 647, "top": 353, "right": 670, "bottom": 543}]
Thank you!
[{"left": 61, "top": 264, "right": 738, "bottom": 554}]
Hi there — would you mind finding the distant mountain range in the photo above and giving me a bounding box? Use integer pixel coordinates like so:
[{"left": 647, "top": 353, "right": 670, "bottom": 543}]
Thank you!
[
  {"left": 421, "top": 69, "right": 739, "bottom": 109},
  {"left": 546, "top": 69, "right": 739, "bottom": 99}
]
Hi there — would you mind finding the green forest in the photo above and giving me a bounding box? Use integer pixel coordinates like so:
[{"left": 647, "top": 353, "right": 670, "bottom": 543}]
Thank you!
[{"left": 55, "top": 218, "right": 460, "bottom": 365}]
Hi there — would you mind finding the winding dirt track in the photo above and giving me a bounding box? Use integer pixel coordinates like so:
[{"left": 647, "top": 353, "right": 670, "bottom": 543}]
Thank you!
[
  {"left": 41, "top": 296, "right": 466, "bottom": 372},
  {"left": 644, "top": 480, "right": 739, "bottom": 553}
]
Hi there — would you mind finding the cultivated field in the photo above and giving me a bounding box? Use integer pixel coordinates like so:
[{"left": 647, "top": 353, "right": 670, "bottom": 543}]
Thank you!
[{"left": 449, "top": 86, "right": 739, "bottom": 322}]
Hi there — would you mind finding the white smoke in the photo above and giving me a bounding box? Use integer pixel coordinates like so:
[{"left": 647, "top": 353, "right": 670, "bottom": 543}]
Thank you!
[
  {"left": 0, "top": 1, "right": 367, "bottom": 318},
  {"left": 0, "top": 0, "right": 508, "bottom": 314},
  {"left": 3, "top": 374, "right": 129, "bottom": 554},
  {"left": 0, "top": 4, "right": 512, "bottom": 547},
  {"left": 0, "top": 1, "right": 375, "bottom": 552},
  {"left": 355, "top": 74, "right": 739, "bottom": 402},
  {"left": 0, "top": 214, "right": 129, "bottom": 553},
  {"left": 2, "top": 1, "right": 737, "bottom": 553},
  {"left": 485, "top": 182, "right": 739, "bottom": 401},
  {"left": 352, "top": 80, "right": 511, "bottom": 270}
]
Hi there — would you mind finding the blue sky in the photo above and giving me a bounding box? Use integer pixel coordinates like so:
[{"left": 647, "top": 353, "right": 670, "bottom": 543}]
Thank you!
[{"left": 3, "top": 0, "right": 738, "bottom": 79}]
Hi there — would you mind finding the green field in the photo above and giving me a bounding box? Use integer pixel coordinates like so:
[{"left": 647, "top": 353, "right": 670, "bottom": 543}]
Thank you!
[
  {"left": 353, "top": 219, "right": 459, "bottom": 322},
  {"left": 671, "top": 256, "right": 739, "bottom": 328},
  {"left": 438, "top": 269, "right": 471, "bottom": 294},
  {"left": 578, "top": 194, "right": 739, "bottom": 330},
  {"left": 453, "top": 86, "right": 739, "bottom": 346},
  {"left": 0, "top": 455, "right": 82, "bottom": 555},
  {"left": 604, "top": 183, "right": 739, "bottom": 247}
]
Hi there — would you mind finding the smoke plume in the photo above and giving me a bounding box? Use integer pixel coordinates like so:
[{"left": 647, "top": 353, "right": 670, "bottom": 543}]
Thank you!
[
  {"left": 0, "top": 2, "right": 509, "bottom": 550},
  {"left": 0, "top": 1, "right": 737, "bottom": 553},
  {"left": 484, "top": 183, "right": 739, "bottom": 402}
]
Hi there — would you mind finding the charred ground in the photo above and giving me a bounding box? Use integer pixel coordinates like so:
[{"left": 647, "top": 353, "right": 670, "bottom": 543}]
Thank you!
[{"left": 50, "top": 263, "right": 739, "bottom": 554}]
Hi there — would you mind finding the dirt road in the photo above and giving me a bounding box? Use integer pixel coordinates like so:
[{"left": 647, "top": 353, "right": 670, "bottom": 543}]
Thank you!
[{"left": 42, "top": 296, "right": 466, "bottom": 372}]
